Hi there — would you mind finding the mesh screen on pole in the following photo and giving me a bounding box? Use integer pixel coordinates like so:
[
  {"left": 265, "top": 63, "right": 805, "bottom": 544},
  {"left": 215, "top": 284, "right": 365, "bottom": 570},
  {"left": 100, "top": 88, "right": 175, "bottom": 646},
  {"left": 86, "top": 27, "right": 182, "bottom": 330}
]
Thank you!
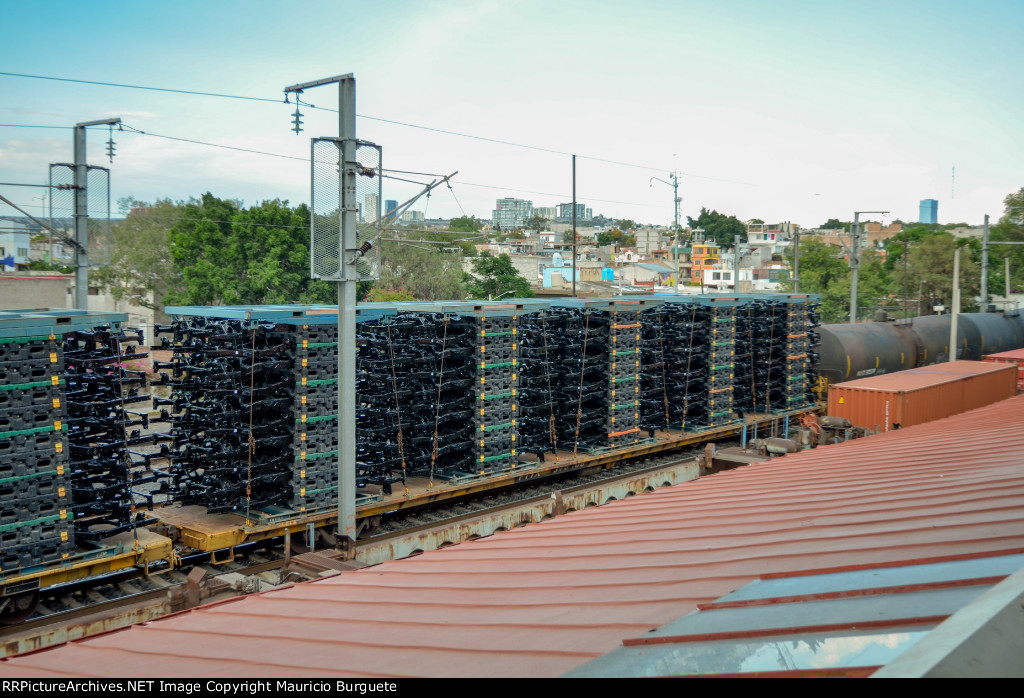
[
  {"left": 87, "top": 165, "right": 111, "bottom": 267},
  {"left": 48, "top": 164, "right": 74, "bottom": 259},
  {"left": 310, "top": 138, "right": 382, "bottom": 280},
  {"left": 49, "top": 163, "right": 111, "bottom": 266}
]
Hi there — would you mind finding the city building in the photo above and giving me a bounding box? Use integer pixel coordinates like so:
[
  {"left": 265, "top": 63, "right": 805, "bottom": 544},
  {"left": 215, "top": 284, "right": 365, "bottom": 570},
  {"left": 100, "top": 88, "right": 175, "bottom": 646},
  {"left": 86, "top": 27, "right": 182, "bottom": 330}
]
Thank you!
[
  {"left": 385, "top": 200, "right": 398, "bottom": 221},
  {"left": 556, "top": 203, "right": 591, "bottom": 222},
  {"left": 919, "top": 199, "right": 938, "bottom": 224},
  {"left": 533, "top": 206, "right": 557, "bottom": 221},
  {"left": 688, "top": 235, "right": 721, "bottom": 284},
  {"left": 0, "top": 220, "right": 31, "bottom": 271},
  {"left": 400, "top": 210, "right": 425, "bottom": 223},
  {"left": 492, "top": 198, "right": 533, "bottom": 230},
  {"left": 364, "top": 193, "right": 380, "bottom": 223}
]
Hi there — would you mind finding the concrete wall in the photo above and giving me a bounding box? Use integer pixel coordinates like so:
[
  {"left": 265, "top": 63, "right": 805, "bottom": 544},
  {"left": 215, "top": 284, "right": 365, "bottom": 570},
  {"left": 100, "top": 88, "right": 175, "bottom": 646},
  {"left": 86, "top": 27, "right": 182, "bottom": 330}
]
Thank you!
[
  {"left": 0, "top": 272, "right": 73, "bottom": 310},
  {"left": 0, "top": 272, "right": 159, "bottom": 347}
]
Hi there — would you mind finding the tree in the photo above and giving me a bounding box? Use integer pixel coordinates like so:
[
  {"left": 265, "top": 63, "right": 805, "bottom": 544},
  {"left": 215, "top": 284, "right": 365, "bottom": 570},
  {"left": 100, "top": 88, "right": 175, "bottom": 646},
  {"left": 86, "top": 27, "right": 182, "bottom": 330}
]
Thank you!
[
  {"left": 687, "top": 207, "right": 746, "bottom": 247},
  {"left": 989, "top": 189, "right": 1024, "bottom": 295},
  {"left": 449, "top": 215, "right": 482, "bottom": 232},
  {"left": 92, "top": 199, "right": 183, "bottom": 310},
  {"left": 375, "top": 239, "right": 466, "bottom": 300},
  {"left": 164, "top": 194, "right": 334, "bottom": 306},
  {"left": 596, "top": 229, "right": 637, "bottom": 247},
  {"left": 908, "top": 234, "right": 979, "bottom": 313},
  {"left": 748, "top": 218, "right": 764, "bottom": 224},
  {"left": 820, "top": 218, "right": 850, "bottom": 232},
  {"left": 525, "top": 214, "right": 549, "bottom": 231},
  {"left": 464, "top": 253, "right": 534, "bottom": 300},
  {"left": 615, "top": 219, "right": 637, "bottom": 231}
]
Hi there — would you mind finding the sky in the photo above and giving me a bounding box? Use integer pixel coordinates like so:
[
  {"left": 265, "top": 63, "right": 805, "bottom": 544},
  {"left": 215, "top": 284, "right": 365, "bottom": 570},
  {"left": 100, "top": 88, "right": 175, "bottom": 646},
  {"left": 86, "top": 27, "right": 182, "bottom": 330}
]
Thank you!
[{"left": 1, "top": 0, "right": 1022, "bottom": 229}]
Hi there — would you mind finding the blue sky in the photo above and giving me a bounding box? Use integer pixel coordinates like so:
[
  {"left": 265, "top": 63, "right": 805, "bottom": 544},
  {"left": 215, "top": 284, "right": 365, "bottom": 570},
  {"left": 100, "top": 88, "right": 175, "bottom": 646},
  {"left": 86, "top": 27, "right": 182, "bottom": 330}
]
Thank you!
[{"left": 2, "top": 0, "right": 1021, "bottom": 228}]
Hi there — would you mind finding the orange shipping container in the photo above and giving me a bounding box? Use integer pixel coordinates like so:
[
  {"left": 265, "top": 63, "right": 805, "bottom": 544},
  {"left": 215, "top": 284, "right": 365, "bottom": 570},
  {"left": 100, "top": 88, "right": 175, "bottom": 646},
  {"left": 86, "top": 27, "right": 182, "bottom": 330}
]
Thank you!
[
  {"left": 827, "top": 360, "right": 1018, "bottom": 431},
  {"left": 982, "top": 348, "right": 1024, "bottom": 390}
]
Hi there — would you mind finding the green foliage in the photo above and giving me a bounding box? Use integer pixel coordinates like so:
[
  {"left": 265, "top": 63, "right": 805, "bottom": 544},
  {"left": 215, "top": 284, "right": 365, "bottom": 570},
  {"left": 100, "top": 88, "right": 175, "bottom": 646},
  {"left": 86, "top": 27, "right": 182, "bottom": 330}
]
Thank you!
[
  {"left": 615, "top": 219, "right": 637, "bottom": 231},
  {"left": 92, "top": 199, "right": 182, "bottom": 309},
  {"left": 465, "top": 253, "right": 534, "bottom": 300},
  {"left": 748, "top": 218, "right": 764, "bottom": 224},
  {"left": 596, "top": 229, "right": 637, "bottom": 247},
  {"left": 908, "top": 234, "right": 979, "bottom": 312},
  {"left": 164, "top": 194, "right": 334, "bottom": 306},
  {"left": 449, "top": 215, "right": 482, "bottom": 232},
  {"left": 562, "top": 230, "right": 576, "bottom": 243},
  {"left": 820, "top": 218, "right": 850, "bottom": 231},
  {"left": 525, "top": 214, "right": 549, "bottom": 231},
  {"left": 687, "top": 207, "right": 746, "bottom": 247},
  {"left": 27, "top": 259, "right": 74, "bottom": 274},
  {"left": 376, "top": 239, "right": 466, "bottom": 300},
  {"left": 364, "top": 286, "right": 417, "bottom": 302}
]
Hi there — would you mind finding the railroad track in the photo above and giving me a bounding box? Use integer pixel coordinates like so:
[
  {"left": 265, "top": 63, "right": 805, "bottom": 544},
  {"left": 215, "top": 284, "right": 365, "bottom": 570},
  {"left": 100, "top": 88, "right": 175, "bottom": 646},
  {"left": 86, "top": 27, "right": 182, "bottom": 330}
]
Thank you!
[{"left": 0, "top": 547, "right": 286, "bottom": 651}]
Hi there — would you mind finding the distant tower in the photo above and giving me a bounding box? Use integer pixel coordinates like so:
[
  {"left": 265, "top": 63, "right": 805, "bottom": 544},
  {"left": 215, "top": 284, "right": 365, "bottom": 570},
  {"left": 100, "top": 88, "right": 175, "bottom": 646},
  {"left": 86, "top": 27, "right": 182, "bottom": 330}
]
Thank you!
[
  {"left": 384, "top": 199, "right": 398, "bottom": 221},
  {"left": 919, "top": 199, "right": 938, "bottom": 225}
]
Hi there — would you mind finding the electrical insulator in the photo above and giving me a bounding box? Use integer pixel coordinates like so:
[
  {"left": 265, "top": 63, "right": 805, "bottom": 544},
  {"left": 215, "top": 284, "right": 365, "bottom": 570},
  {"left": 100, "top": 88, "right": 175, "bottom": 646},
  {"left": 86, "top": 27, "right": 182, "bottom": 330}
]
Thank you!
[
  {"left": 106, "top": 138, "right": 116, "bottom": 163},
  {"left": 291, "top": 108, "right": 304, "bottom": 135}
]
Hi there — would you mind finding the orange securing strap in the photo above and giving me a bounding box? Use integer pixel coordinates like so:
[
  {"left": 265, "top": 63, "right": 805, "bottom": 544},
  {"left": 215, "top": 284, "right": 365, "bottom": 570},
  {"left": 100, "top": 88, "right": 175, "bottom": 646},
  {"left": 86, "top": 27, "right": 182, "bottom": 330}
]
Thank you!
[
  {"left": 610, "top": 323, "right": 642, "bottom": 330},
  {"left": 787, "top": 354, "right": 808, "bottom": 360},
  {"left": 608, "top": 427, "right": 641, "bottom": 437}
]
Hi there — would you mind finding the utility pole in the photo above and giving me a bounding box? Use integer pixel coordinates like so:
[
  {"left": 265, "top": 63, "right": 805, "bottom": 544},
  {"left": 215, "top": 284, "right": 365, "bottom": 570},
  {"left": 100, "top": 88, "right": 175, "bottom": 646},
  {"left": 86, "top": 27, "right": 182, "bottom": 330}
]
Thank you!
[
  {"left": 980, "top": 214, "right": 989, "bottom": 308},
  {"left": 733, "top": 235, "right": 741, "bottom": 291},
  {"left": 950, "top": 246, "right": 961, "bottom": 360},
  {"left": 284, "top": 74, "right": 358, "bottom": 551},
  {"left": 849, "top": 210, "right": 888, "bottom": 323},
  {"left": 792, "top": 227, "right": 800, "bottom": 293},
  {"left": 73, "top": 117, "right": 120, "bottom": 309},
  {"left": 572, "top": 154, "right": 577, "bottom": 298}
]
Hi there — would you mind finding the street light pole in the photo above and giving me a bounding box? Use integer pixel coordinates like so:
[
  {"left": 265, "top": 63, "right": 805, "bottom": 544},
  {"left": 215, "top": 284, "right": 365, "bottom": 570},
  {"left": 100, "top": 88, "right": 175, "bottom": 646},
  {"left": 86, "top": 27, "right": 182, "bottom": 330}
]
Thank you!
[{"left": 650, "top": 172, "right": 680, "bottom": 293}]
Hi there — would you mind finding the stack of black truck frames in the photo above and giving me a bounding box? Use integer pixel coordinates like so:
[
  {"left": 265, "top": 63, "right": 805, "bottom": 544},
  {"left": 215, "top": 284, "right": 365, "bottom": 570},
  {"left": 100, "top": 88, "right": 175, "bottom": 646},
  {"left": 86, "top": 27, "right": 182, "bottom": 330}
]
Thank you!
[
  {"left": 155, "top": 319, "right": 296, "bottom": 514},
  {"left": 355, "top": 312, "right": 475, "bottom": 489},
  {"left": 63, "top": 326, "right": 159, "bottom": 539},
  {"left": 519, "top": 306, "right": 610, "bottom": 453},
  {"left": 0, "top": 311, "right": 159, "bottom": 575},
  {"left": 0, "top": 332, "right": 75, "bottom": 571},
  {"left": 157, "top": 295, "right": 823, "bottom": 515},
  {"left": 639, "top": 300, "right": 715, "bottom": 431}
]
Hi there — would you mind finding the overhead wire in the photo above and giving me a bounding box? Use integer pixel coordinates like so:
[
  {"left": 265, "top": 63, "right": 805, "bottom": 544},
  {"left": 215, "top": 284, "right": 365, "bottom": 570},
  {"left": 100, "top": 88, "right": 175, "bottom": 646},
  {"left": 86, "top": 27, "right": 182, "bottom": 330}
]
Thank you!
[{"left": 0, "top": 71, "right": 754, "bottom": 186}]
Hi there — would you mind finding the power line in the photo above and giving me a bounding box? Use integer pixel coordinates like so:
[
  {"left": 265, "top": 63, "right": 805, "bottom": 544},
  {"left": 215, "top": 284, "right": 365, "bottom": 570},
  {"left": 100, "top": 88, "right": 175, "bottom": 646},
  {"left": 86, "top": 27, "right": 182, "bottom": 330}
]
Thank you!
[
  {"left": 0, "top": 71, "right": 283, "bottom": 104},
  {"left": 0, "top": 71, "right": 754, "bottom": 186},
  {"left": 113, "top": 126, "right": 676, "bottom": 210}
]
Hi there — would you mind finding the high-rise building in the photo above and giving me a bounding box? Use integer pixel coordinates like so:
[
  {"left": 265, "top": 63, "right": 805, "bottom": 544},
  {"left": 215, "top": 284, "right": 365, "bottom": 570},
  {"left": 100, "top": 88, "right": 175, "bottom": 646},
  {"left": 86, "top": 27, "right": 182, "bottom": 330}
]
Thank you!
[
  {"left": 557, "top": 202, "right": 591, "bottom": 222},
  {"left": 385, "top": 200, "right": 398, "bottom": 221},
  {"left": 492, "top": 198, "right": 533, "bottom": 230},
  {"left": 364, "top": 194, "right": 380, "bottom": 223},
  {"left": 919, "top": 199, "right": 938, "bottom": 224},
  {"left": 534, "top": 206, "right": 557, "bottom": 220}
]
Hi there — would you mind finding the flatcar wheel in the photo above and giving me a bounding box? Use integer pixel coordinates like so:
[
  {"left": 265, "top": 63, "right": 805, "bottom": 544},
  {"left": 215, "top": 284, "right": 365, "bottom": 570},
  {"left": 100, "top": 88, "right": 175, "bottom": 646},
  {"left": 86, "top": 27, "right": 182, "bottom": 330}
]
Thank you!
[
  {"left": 0, "top": 591, "right": 39, "bottom": 625},
  {"left": 317, "top": 524, "right": 340, "bottom": 548},
  {"left": 289, "top": 530, "right": 313, "bottom": 555}
]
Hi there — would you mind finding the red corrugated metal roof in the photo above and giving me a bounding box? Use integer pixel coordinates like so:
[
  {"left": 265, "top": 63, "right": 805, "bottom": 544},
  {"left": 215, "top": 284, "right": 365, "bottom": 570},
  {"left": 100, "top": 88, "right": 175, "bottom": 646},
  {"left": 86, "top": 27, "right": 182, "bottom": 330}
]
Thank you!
[
  {"left": 6, "top": 395, "right": 1024, "bottom": 678},
  {"left": 834, "top": 360, "right": 1011, "bottom": 391},
  {"left": 984, "top": 348, "right": 1024, "bottom": 360}
]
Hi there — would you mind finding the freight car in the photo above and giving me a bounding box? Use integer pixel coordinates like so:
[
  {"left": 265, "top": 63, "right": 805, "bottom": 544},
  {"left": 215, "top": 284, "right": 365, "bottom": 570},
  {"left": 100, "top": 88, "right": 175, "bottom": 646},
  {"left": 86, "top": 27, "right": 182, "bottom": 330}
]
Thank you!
[{"left": 815, "top": 311, "right": 1024, "bottom": 384}]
